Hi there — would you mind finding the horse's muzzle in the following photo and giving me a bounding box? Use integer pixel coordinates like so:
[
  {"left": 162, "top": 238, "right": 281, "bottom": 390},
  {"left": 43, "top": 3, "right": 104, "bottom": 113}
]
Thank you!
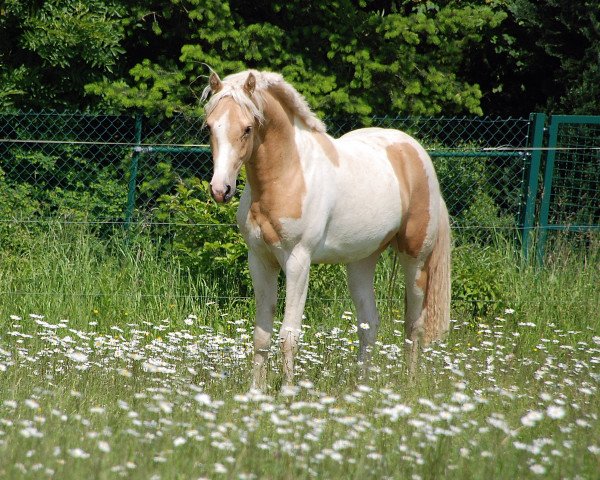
[{"left": 211, "top": 183, "right": 233, "bottom": 203}]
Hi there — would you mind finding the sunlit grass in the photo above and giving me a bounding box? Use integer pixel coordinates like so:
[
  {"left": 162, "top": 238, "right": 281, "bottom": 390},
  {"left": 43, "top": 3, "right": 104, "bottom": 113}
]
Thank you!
[{"left": 0, "top": 226, "right": 598, "bottom": 478}]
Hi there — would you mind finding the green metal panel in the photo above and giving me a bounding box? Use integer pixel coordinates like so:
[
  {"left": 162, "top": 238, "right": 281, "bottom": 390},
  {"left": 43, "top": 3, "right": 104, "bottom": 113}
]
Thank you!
[
  {"left": 536, "top": 114, "right": 600, "bottom": 262},
  {"left": 521, "top": 113, "right": 546, "bottom": 260}
]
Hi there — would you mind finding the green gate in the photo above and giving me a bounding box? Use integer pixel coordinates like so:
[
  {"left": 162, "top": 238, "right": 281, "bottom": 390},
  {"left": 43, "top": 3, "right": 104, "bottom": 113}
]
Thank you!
[{"left": 521, "top": 115, "right": 600, "bottom": 261}]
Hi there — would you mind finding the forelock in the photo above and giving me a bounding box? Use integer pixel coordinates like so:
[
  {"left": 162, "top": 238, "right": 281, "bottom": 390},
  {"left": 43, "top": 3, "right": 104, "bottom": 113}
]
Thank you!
[{"left": 202, "top": 70, "right": 325, "bottom": 133}]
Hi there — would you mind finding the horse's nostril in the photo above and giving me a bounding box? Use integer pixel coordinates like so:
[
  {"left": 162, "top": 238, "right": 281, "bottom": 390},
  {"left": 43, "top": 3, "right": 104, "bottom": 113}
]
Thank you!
[{"left": 225, "top": 185, "right": 232, "bottom": 196}]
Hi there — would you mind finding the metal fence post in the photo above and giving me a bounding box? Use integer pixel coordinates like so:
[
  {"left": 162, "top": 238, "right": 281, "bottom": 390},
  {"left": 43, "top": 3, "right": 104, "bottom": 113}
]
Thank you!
[
  {"left": 521, "top": 112, "right": 546, "bottom": 260},
  {"left": 536, "top": 115, "right": 560, "bottom": 263},
  {"left": 125, "top": 113, "right": 143, "bottom": 228}
]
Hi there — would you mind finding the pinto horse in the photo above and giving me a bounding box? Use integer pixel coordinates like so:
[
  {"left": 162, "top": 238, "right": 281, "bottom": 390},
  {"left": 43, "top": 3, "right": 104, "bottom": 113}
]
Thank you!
[{"left": 203, "top": 70, "right": 451, "bottom": 390}]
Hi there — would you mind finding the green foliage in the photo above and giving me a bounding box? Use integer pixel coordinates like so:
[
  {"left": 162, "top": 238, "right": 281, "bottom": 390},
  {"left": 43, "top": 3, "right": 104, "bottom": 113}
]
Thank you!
[
  {"left": 0, "top": 0, "right": 128, "bottom": 109},
  {"left": 452, "top": 242, "right": 508, "bottom": 318},
  {"left": 1, "top": 0, "right": 598, "bottom": 115},
  {"left": 434, "top": 153, "right": 516, "bottom": 244},
  {"left": 83, "top": 0, "right": 507, "bottom": 118},
  {"left": 507, "top": 0, "right": 600, "bottom": 113},
  {"left": 149, "top": 176, "right": 250, "bottom": 292},
  {"left": 0, "top": 144, "right": 128, "bottom": 241},
  {"left": 20, "top": 1, "right": 126, "bottom": 70},
  {"left": 458, "top": 192, "right": 516, "bottom": 244}
]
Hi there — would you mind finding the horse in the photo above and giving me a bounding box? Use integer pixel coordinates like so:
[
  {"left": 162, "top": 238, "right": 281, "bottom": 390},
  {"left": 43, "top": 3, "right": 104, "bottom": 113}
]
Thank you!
[{"left": 202, "top": 69, "right": 451, "bottom": 390}]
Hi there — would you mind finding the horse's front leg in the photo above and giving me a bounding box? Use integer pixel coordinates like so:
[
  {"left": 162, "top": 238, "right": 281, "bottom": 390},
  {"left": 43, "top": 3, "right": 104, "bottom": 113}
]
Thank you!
[
  {"left": 249, "top": 250, "right": 280, "bottom": 391},
  {"left": 279, "top": 247, "right": 311, "bottom": 386}
]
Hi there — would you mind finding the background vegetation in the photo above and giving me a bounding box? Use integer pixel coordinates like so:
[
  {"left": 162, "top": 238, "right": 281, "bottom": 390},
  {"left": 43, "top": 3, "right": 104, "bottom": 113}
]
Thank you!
[
  {"left": 0, "top": 4, "right": 599, "bottom": 477},
  {"left": 1, "top": 0, "right": 599, "bottom": 117}
]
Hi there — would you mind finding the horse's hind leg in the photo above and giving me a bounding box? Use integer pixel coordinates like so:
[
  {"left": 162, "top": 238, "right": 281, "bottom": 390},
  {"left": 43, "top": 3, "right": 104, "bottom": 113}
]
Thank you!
[
  {"left": 399, "top": 253, "right": 428, "bottom": 376},
  {"left": 347, "top": 251, "right": 381, "bottom": 364}
]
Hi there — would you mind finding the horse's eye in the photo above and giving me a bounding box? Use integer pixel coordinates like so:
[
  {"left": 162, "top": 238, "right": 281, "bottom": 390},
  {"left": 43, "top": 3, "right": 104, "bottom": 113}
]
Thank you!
[{"left": 244, "top": 126, "right": 252, "bottom": 135}]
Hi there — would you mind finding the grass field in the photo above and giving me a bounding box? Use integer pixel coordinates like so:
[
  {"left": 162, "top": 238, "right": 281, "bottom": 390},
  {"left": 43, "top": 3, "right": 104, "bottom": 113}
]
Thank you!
[{"left": 0, "top": 225, "right": 598, "bottom": 479}]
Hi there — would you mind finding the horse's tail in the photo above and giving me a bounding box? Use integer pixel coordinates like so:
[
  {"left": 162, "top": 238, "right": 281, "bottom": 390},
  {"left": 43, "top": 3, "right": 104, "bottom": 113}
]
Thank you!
[{"left": 423, "top": 198, "right": 451, "bottom": 344}]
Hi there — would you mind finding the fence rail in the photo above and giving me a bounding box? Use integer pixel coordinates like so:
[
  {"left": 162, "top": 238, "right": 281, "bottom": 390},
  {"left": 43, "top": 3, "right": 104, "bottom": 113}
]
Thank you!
[{"left": 0, "top": 111, "right": 598, "bottom": 260}]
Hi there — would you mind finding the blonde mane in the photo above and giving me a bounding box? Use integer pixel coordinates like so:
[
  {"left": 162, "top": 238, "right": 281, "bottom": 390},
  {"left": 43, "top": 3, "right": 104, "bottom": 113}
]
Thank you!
[{"left": 202, "top": 70, "right": 326, "bottom": 133}]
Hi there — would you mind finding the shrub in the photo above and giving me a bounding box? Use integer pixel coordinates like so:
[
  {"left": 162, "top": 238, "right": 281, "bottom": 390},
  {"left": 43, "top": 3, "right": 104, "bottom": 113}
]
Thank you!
[
  {"left": 451, "top": 242, "right": 508, "bottom": 318},
  {"left": 150, "top": 176, "right": 250, "bottom": 294}
]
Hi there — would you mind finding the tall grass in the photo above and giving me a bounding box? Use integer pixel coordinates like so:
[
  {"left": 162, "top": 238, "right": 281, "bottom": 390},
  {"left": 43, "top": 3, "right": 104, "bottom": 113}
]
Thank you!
[
  {"left": 0, "top": 224, "right": 252, "bottom": 334},
  {"left": 0, "top": 225, "right": 598, "bottom": 479}
]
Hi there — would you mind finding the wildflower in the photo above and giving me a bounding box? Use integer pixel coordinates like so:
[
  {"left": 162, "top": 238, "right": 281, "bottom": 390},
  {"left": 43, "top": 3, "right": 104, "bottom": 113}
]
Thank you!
[
  {"left": 521, "top": 410, "right": 544, "bottom": 427},
  {"left": 173, "top": 437, "right": 186, "bottom": 447},
  {"left": 298, "top": 380, "right": 314, "bottom": 389},
  {"left": 24, "top": 399, "right": 39, "bottom": 410},
  {"left": 504, "top": 308, "right": 515, "bottom": 314},
  {"left": 98, "top": 441, "right": 111, "bottom": 453},
  {"left": 518, "top": 322, "right": 537, "bottom": 327},
  {"left": 66, "top": 352, "right": 88, "bottom": 363},
  {"left": 194, "top": 393, "right": 211, "bottom": 406},
  {"left": 379, "top": 404, "right": 412, "bottom": 421},
  {"left": 281, "top": 385, "right": 300, "bottom": 397},
  {"left": 20, "top": 426, "right": 43, "bottom": 438},
  {"left": 546, "top": 405, "right": 566, "bottom": 419},
  {"left": 530, "top": 464, "right": 546, "bottom": 475},
  {"left": 68, "top": 448, "right": 90, "bottom": 459}
]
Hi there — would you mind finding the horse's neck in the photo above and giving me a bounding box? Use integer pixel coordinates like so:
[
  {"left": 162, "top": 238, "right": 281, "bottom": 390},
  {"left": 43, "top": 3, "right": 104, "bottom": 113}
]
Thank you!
[{"left": 246, "top": 98, "right": 304, "bottom": 197}]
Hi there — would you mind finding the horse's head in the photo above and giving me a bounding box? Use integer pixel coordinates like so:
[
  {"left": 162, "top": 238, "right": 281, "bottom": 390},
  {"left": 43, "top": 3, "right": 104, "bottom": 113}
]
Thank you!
[{"left": 204, "top": 72, "right": 258, "bottom": 203}]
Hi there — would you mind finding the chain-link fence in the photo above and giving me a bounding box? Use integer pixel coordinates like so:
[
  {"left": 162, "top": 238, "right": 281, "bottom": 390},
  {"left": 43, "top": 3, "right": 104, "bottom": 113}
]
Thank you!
[
  {"left": 0, "top": 111, "right": 531, "bottom": 225},
  {"left": 0, "top": 111, "right": 598, "bottom": 254}
]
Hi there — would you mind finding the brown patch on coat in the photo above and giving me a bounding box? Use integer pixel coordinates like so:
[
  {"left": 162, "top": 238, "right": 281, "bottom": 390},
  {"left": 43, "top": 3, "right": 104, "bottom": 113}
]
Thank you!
[
  {"left": 245, "top": 90, "right": 306, "bottom": 245},
  {"left": 416, "top": 254, "right": 431, "bottom": 294},
  {"left": 312, "top": 132, "right": 339, "bottom": 166},
  {"left": 386, "top": 143, "right": 431, "bottom": 258}
]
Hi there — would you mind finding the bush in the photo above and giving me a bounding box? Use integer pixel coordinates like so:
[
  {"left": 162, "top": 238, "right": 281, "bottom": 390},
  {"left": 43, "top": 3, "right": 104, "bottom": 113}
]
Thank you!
[
  {"left": 150, "top": 176, "right": 250, "bottom": 294},
  {"left": 451, "top": 242, "right": 508, "bottom": 318}
]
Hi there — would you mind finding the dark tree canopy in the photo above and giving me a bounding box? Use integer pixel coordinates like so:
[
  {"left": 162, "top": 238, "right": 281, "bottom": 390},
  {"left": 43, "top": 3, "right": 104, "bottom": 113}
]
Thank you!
[{"left": 1, "top": 0, "right": 598, "bottom": 116}]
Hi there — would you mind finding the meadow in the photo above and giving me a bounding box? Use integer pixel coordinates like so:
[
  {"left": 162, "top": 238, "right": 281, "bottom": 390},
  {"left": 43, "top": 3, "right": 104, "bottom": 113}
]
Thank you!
[{"left": 0, "top": 224, "right": 598, "bottom": 479}]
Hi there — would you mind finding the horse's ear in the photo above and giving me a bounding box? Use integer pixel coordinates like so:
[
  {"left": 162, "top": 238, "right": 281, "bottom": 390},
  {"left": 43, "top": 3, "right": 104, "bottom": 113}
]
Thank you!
[
  {"left": 244, "top": 72, "right": 256, "bottom": 96},
  {"left": 209, "top": 72, "right": 223, "bottom": 94}
]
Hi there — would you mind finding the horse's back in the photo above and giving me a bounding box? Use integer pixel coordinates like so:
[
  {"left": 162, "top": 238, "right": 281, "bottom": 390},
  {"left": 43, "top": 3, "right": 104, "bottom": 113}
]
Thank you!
[
  {"left": 331, "top": 126, "right": 443, "bottom": 257},
  {"left": 306, "top": 128, "right": 426, "bottom": 263},
  {"left": 337, "top": 127, "right": 428, "bottom": 159}
]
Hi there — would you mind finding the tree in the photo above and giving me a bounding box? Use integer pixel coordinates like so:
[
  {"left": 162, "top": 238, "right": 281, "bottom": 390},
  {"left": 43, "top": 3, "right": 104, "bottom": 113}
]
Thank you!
[
  {"left": 0, "top": 0, "right": 128, "bottom": 110},
  {"left": 465, "top": 0, "right": 600, "bottom": 115},
  {"left": 86, "top": 0, "right": 507, "bottom": 118},
  {"left": 512, "top": 0, "right": 599, "bottom": 114}
]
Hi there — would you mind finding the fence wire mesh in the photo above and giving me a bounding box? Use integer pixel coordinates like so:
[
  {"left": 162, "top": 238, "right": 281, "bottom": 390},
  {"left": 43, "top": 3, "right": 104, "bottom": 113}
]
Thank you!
[
  {"left": 544, "top": 119, "right": 600, "bottom": 227},
  {"left": 0, "top": 111, "right": 535, "bottom": 236}
]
